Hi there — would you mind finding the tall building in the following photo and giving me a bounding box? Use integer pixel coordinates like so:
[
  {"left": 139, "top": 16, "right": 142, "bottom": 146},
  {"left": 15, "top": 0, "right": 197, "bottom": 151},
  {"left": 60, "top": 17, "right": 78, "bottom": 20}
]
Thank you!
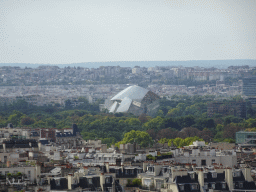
[
  {"left": 207, "top": 101, "right": 246, "bottom": 118},
  {"left": 236, "top": 131, "right": 256, "bottom": 144},
  {"left": 243, "top": 77, "right": 256, "bottom": 96}
]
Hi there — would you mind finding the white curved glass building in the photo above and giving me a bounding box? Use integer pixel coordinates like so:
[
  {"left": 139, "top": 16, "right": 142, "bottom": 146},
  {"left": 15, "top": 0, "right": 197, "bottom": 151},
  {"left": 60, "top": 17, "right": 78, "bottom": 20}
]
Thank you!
[{"left": 106, "top": 85, "right": 160, "bottom": 116}]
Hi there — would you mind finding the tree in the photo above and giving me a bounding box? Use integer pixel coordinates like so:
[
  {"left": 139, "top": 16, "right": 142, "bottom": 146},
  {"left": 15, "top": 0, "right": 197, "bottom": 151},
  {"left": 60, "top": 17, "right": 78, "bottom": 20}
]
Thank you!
[
  {"left": 116, "top": 130, "right": 153, "bottom": 148},
  {"left": 74, "top": 156, "right": 79, "bottom": 160},
  {"left": 146, "top": 129, "right": 156, "bottom": 139},
  {"left": 173, "top": 138, "right": 184, "bottom": 148},
  {"left": 65, "top": 99, "right": 72, "bottom": 109},
  {"left": 45, "top": 117, "right": 56, "bottom": 127},
  {"left": 158, "top": 138, "right": 169, "bottom": 144},
  {"left": 178, "top": 127, "right": 199, "bottom": 138},
  {"left": 156, "top": 128, "right": 178, "bottom": 140},
  {"left": 7, "top": 111, "right": 24, "bottom": 126},
  {"left": 199, "top": 128, "right": 213, "bottom": 142},
  {"left": 20, "top": 117, "right": 35, "bottom": 126},
  {"left": 143, "top": 116, "right": 165, "bottom": 131},
  {"left": 138, "top": 113, "right": 150, "bottom": 124},
  {"left": 223, "top": 123, "right": 242, "bottom": 139}
]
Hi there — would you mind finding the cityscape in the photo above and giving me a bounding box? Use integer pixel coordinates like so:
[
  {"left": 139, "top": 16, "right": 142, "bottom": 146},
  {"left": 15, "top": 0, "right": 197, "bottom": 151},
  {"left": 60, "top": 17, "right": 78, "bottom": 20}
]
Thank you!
[{"left": 1, "top": 0, "right": 256, "bottom": 192}]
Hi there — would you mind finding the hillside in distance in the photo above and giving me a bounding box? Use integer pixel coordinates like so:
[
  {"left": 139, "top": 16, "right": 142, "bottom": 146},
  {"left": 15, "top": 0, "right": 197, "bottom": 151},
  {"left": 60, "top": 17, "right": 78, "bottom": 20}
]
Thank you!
[{"left": 0, "top": 59, "right": 255, "bottom": 69}]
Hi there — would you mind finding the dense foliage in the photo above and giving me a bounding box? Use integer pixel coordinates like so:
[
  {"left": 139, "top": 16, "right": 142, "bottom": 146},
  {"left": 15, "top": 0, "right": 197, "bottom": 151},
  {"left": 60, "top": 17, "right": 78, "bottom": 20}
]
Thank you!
[{"left": 0, "top": 95, "right": 256, "bottom": 147}]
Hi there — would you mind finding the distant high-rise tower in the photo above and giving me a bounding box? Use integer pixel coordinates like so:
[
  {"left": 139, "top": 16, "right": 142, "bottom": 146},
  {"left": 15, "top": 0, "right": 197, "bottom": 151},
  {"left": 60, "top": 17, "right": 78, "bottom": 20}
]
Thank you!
[
  {"left": 243, "top": 77, "right": 256, "bottom": 96},
  {"left": 72, "top": 123, "right": 79, "bottom": 136}
]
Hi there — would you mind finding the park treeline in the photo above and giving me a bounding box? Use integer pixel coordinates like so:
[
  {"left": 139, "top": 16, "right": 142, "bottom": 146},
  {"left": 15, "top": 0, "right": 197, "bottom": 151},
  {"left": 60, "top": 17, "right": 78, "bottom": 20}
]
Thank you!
[{"left": 0, "top": 95, "right": 256, "bottom": 147}]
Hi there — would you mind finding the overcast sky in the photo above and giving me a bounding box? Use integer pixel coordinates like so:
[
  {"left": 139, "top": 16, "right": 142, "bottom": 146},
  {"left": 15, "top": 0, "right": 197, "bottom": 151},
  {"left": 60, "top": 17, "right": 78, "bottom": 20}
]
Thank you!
[{"left": 0, "top": 0, "right": 255, "bottom": 64}]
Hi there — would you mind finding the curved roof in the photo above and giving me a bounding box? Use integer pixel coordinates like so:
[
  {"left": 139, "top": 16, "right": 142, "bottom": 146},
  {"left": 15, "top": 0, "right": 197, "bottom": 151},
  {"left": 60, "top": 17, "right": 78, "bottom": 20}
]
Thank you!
[
  {"left": 116, "top": 97, "right": 132, "bottom": 113},
  {"left": 111, "top": 85, "right": 149, "bottom": 102},
  {"left": 109, "top": 101, "right": 118, "bottom": 113}
]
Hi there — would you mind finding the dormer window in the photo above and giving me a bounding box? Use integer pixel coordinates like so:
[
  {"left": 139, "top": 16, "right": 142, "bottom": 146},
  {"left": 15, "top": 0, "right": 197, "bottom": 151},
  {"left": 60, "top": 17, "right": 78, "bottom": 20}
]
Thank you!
[
  {"left": 204, "top": 173, "right": 207, "bottom": 178},
  {"left": 222, "top": 183, "right": 226, "bottom": 189},
  {"left": 55, "top": 179, "right": 60, "bottom": 186},
  {"left": 189, "top": 173, "right": 195, "bottom": 180},
  {"left": 211, "top": 183, "right": 215, "bottom": 189},
  {"left": 105, "top": 177, "right": 111, "bottom": 184},
  {"left": 239, "top": 182, "right": 243, "bottom": 188},
  {"left": 130, "top": 170, "right": 134, "bottom": 174},
  {"left": 212, "top": 172, "right": 217, "bottom": 178},
  {"left": 88, "top": 178, "right": 93, "bottom": 184},
  {"left": 179, "top": 184, "right": 184, "bottom": 191},
  {"left": 191, "top": 184, "right": 198, "bottom": 190},
  {"left": 162, "top": 168, "right": 167, "bottom": 173},
  {"left": 233, "top": 171, "right": 241, "bottom": 177},
  {"left": 204, "top": 184, "right": 208, "bottom": 189},
  {"left": 147, "top": 166, "right": 154, "bottom": 172}
]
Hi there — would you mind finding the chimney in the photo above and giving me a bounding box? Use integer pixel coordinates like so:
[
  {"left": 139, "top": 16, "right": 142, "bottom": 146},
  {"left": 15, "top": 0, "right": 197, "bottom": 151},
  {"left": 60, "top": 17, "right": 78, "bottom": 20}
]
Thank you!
[
  {"left": 100, "top": 173, "right": 105, "bottom": 191},
  {"left": 112, "top": 177, "right": 116, "bottom": 192},
  {"left": 38, "top": 142, "right": 42, "bottom": 151},
  {"left": 3, "top": 143, "right": 6, "bottom": 153},
  {"left": 143, "top": 162, "right": 147, "bottom": 172},
  {"left": 225, "top": 168, "right": 233, "bottom": 191},
  {"left": 7, "top": 161, "right": 10, "bottom": 168},
  {"left": 197, "top": 170, "right": 204, "bottom": 192},
  {"left": 68, "top": 174, "right": 73, "bottom": 190},
  {"left": 105, "top": 162, "right": 110, "bottom": 173},
  {"left": 243, "top": 167, "right": 253, "bottom": 182}
]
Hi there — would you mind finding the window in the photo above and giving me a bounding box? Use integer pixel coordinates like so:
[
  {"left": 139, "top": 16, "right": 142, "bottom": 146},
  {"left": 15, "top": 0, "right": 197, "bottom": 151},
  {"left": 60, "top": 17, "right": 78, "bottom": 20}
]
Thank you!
[
  {"left": 125, "top": 169, "right": 129, "bottom": 175},
  {"left": 105, "top": 177, "right": 111, "bottom": 184},
  {"left": 201, "top": 160, "right": 206, "bottom": 166},
  {"left": 204, "top": 184, "right": 208, "bottom": 189},
  {"left": 233, "top": 171, "right": 241, "bottom": 177},
  {"left": 179, "top": 184, "right": 184, "bottom": 191},
  {"left": 148, "top": 167, "right": 153, "bottom": 172},
  {"left": 130, "top": 170, "right": 134, "bottom": 174},
  {"left": 192, "top": 159, "right": 196, "bottom": 164},
  {"left": 88, "top": 178, "right": 93, "bottom": 184},
  {"left": 239, "top": 182, "right": 243, "bottom": 188},
  {"left": 204, "top": 173, "right": 207, "bottom": 179},
  {"left": 211, "top": 183, "right": 215, "bottom": 189},
  {"left": 191, "top": 184, "right": 198, "bottom": 190},
  {"left": 211, "top": 159, "right": 215, "bottom": 164},
  {"left": 115, "top": 169, "right": 119, "bottom": 176},
  {"left": 222, "top": 183, "right": 226, "bottom": 189},
  {"left": 55, "top": 179, "right": 60, "bottom": 186},
  {"left": 212, "top": 172, "right": 217, "bottom": 178},
  {"left": 190, "top": 173, "right": 195, "bottom": 179}
]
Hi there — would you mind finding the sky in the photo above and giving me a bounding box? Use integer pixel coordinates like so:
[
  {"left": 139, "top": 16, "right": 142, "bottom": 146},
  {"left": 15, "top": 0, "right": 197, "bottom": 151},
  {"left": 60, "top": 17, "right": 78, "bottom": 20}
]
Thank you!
[{"left": 0, "top": 0, "right": 255, "bottom": 64}]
